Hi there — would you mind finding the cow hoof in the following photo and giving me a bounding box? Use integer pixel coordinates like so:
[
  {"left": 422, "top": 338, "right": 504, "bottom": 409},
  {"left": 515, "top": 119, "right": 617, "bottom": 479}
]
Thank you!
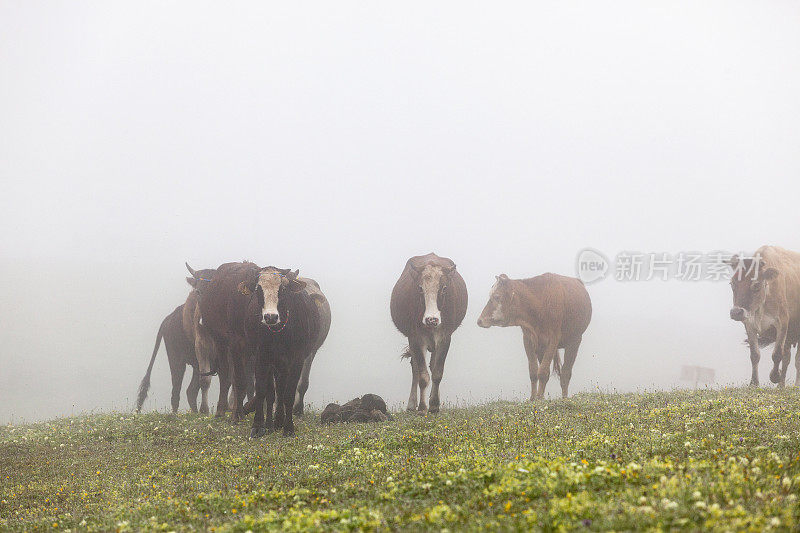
[
  {"left": 428, "top": 405, "right": 440, "bottom": 414},
  {"left": 293, "top": 407, "right": 304, "bottom": 416},
  {"left": 250, "top": 427, "right": 266, "bottom": 439},
  {"left": 406, "top": 406, "right": 417, "bottom": 412},
  {"left": 282, "top": 428, "right": 296, "bottom": 438}
]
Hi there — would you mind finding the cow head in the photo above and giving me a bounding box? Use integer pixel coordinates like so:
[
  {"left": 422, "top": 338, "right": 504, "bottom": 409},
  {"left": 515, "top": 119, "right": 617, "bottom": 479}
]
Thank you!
[
  {"left": 185, "top": 263, "right": 217, "bottom": 292},
  {"left": 238, "top": 266, "right": 306, "bottom": 326},
  {"left": 410, "top": 262, "right": 456, "bottom": 328},
  {"left": 727, "top": 255, "right": 779, "bottom": 322},
  {"left": 477, "top": 274, "right": 513, "bottom": 328}
]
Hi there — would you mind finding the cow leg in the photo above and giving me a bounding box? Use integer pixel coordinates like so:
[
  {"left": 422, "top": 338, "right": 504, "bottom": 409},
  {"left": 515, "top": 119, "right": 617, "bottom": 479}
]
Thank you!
[
  {"left": 228, "top": 344, "right": 248, "bottom": 423},
  {"left": 168, "top": 358, "right": 186, "bottom": 413},
  {"left": 294, "top": 352, "right": 315, "bottom": 416},
  {"left": 536, "top": 340, "right": 559, "bottom": 399},
  {"left": 745, "top": 325, "right": 760, "bottom": 386},
  {"left": 522, "top": 332, "right": 539, "bottom": 401},
  {"left": 769, "top": 322, "right": 789, "bottom": 387},
  {"left": 794, "top": 344, "right": 800, "bottom": 387},
  {"left": 410, "top": 339, "right": 430, "bottom": 412},
  {"left": 273, "top": 357, "right": 288, "bottom": 431},
  {"left": 280, "top": 358, "right": 304, "bottom": 437},
  {"left": 265, "top": 363, "right": 275, "bottom": 431},
  {"left": 199, "top": 374, "right": 211, "bottom": 414},
  {"left": 428, "top": 335, "right": 451, "bottom": 414},
  {"left": 560, "top": 337, "right": 581, "bottom": 399},
  {"left": 195, "top": 333, "right": 217, "bottom": 415},
  {"left": 215, "top": 353, "right": 231, "bottom": 418},
  {"left": 250, "top": 358, "right": 271, "bottom": 439},
  {"left": 186, "top": 366, "right": 200, "bottom": 413},
  {"left": 406, "top": 353, "right": 419, "bottom": 411}
]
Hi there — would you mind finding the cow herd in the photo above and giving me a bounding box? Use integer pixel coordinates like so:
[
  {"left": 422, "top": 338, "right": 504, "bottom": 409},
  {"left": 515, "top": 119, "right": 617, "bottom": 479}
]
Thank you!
[{"left": 136, "top": 246, "right": 800, "bottom": 438}]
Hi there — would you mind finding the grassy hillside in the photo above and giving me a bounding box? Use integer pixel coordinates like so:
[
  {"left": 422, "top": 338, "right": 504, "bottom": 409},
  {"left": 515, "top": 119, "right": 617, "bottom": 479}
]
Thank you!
[{"left": 1, "top": 388, "right": 800, "bottom": 531}]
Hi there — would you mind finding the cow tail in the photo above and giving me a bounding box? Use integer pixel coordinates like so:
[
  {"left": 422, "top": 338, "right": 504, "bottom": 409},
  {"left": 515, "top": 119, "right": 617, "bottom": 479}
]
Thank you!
[
  {"left": 552, "top": 351, "right": 562, "bottom": 376},
  {"left": 400, "top": 346, "right": 411, "bottom": 359},
  {"left": 136, "top": 317, "right": 166, "bottom": 413}
]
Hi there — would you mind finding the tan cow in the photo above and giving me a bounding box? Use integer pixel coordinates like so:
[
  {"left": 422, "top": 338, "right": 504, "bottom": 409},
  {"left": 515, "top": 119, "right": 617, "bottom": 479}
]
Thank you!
[
  {"left": 477, "top": 273, "right": 591, "bottom": 399},
  {"left": 727, "top": 245, "right": 800, "bottom": 387}
]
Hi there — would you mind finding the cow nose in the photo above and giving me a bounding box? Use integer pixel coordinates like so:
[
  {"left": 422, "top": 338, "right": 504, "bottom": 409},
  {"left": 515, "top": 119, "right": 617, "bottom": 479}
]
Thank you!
[
  {"left": 477, "top": 317, "right": 487, "bottom": 328},
  {"left": 424, "top": 316, "right": 440, "bottom": 327},
  {"left": 730, "top": 307, "right": 745, "bottom": 321},
  {"left": 264, "top": 313, "right": 280, "bottom": 325}
]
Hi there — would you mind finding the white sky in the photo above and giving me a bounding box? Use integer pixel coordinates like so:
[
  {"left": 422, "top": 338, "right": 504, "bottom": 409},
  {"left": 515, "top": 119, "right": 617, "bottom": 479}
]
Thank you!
[{"left": 1, "top": 1, "right": 799, "bottom": 422}]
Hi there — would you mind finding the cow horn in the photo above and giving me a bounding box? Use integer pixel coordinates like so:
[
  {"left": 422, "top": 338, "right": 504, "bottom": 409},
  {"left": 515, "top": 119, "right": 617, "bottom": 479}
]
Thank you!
[{"left": 185, "top": 262, "right": 198, "bottom": 278}]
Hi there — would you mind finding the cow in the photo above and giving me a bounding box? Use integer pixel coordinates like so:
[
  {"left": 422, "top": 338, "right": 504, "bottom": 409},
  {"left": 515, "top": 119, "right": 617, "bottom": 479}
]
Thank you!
[
  {"left": 727, "top": 246, "right": 800, "bottom": 387},
  {"left": 195, "top": 262, "right": 322, "bottom": 437},
  {"left": 292, "top": 277, "right": 332, "bottom": 416},
  {"left": 237, "top": 266, "right": 325, "bottom": 437},
  {"left": 135, "top": 266, "right": 218, "bottom": 414},
  {"left": 477, "top": 273, "right": 592, "bottom": 399},
  {"left": 390, "top": 253, "right": 468, "bottom": 414},
  {"left": 242, "top": 276, "right": 331, "bottom": 417},
  {"left": 191, "top": 261, "right": 262, "bottom": 423}
]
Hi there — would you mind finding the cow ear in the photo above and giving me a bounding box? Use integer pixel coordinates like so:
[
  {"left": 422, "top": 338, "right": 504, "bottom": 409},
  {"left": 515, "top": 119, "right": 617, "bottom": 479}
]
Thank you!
[
  {"left": 762, "top": 267, "right": 779, "bottom": 281},
  {"left": 186, "top": 277, "right": 198, "bottom": 288},
  {"left": 499, "top": 274, "right": 510, "bottom": 281}
]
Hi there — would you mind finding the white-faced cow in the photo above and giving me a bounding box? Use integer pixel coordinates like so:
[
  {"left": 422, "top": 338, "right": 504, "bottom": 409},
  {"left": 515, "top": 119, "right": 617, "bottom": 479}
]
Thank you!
[
  {"left": 136, "top": 266, "right": 218, "bottom": 414},
  {"left": 390, "top": 253, "right": 468, "bottom": 413},
  {"left": 727, "top": 245, "right": 800, "bottom": 387},
  {"left": 477, "top": 273, "right": 591, "bottom": 399},
  {"left": 236, "top": 266, "right": 326, "bottom": 437}
]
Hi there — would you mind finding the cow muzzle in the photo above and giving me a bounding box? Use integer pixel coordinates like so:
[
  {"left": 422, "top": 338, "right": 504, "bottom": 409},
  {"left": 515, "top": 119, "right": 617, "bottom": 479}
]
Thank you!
[
  {"left": 477, "top": 317, "right": 489, "bottom": 328},
  {"left": 424, "top": 316, "right": 440, "bottom": 328},
  {"left": 263, "top": 313, "right": 280, "bottom": 325},
  {"left": 729, "top": 307, "right": 746, "bottom": 322}
]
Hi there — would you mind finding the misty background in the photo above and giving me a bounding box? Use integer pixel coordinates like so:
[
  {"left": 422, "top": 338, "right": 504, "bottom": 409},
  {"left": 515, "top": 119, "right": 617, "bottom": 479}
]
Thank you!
[{"left": 1, "top": 2, "right": 799, "bottom": 423}]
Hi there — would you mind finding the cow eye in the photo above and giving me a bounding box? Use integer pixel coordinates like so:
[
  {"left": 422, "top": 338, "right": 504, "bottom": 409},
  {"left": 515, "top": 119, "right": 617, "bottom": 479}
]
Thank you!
[{"left": 751, "top": 281, "right": 762, "bottom": 291}]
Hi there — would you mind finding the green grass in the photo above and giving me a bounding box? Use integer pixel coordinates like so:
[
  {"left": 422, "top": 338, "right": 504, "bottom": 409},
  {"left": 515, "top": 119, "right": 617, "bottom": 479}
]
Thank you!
[{"left": 2, "top": 388, "right": 800, "bottom": 531}]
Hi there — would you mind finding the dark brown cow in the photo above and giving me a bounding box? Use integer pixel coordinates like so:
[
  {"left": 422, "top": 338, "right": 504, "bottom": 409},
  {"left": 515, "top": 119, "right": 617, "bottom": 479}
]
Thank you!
[
  {"left": 136, "top": 266, "right": 218, "bottom": 413},
  {"left": 727, "top": 245, "right": 800, "bottom": 387},
  {"left": 191, "top": 261, "right": 261, "bottom": 423},
  {"left": 390, "top": 253, "right": 468, "bottom": 413},
  {"left": 194, "top": 262, "right": 323, "bottom": 437},
  {"left": 477, "top": 273, "right": 591, "bottom": 399}
]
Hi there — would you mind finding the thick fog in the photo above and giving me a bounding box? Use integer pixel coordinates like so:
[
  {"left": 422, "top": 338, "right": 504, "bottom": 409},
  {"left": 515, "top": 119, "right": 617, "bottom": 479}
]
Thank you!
[{"left": 2, "top": 2, "right": 799, "bottom": 423}]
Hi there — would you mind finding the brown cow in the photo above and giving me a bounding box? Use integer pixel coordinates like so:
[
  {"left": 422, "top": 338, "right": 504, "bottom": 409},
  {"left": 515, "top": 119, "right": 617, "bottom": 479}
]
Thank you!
[
  {"left": 727, "top": 246, "right": 800, "bottom": 387},
  {"left": 390, "top": 253, "right": 468, "bottom": 413},
  {"left": 292, "top": 277, "right": 332, "bottom": 416},
  {"left": 477, "top": 273, "right": 592, "bottom": 399},
  {"left": 135, "top": 266, "right": 218, "bottom": 413}
]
